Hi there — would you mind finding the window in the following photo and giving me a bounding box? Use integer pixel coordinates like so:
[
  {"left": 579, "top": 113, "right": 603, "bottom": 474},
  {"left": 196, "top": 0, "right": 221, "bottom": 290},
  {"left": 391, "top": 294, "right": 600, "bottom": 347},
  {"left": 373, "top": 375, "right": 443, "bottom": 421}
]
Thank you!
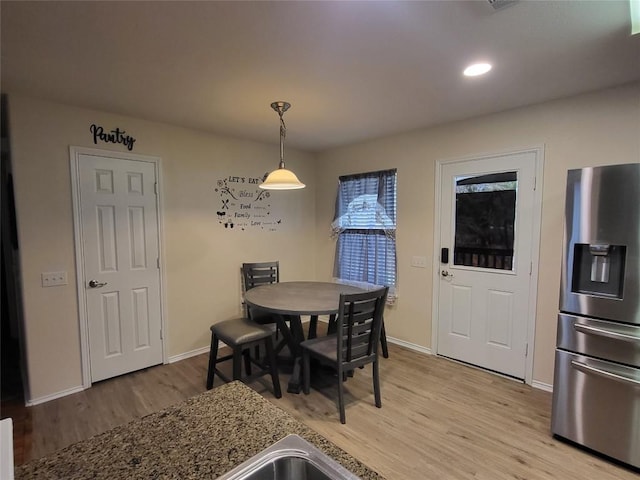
[
  {"left": 331, "top": 169, "right": 397, "bottom": 293},
  {"left": 454, "top": 171, "right": 517, "bottom": 270}
]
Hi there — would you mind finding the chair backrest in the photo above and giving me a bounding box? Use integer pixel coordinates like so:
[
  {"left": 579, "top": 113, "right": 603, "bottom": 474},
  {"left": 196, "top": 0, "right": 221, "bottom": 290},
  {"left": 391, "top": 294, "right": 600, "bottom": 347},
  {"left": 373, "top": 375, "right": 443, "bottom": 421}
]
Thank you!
[
  {"left": 241, "top": 261, "right": 279, "bottom": 320},
  {"left": 336, "top": 287, "right": 388, "bottom": 368},
  {"left": 242, "top": 261, "right": 279, "bottom": 292}
]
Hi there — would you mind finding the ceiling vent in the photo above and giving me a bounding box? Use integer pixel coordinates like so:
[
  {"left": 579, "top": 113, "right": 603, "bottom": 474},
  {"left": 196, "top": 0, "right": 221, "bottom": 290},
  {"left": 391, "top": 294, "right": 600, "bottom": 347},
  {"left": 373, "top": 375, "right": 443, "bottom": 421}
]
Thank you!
[{"left": 488, "top": 0, "right": 519, "bottom": 10}]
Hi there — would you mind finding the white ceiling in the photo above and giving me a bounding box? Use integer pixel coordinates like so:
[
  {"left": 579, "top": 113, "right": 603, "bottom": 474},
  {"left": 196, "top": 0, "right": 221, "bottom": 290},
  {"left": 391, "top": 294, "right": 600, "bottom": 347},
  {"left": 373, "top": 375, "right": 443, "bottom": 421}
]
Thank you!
[{"left": 1, "top": 1, "right": 639, "bottom": 152}]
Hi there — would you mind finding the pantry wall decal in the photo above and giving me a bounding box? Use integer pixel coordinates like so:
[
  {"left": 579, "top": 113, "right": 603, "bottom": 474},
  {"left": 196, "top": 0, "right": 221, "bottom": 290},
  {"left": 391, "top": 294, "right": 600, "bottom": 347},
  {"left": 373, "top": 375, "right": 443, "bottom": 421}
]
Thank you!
[
  {"left": 214, "top": 175, "right": 283, "bottom": 231},
  {"left": 90, "top": 124, "right": 136, "bottom": 151}
]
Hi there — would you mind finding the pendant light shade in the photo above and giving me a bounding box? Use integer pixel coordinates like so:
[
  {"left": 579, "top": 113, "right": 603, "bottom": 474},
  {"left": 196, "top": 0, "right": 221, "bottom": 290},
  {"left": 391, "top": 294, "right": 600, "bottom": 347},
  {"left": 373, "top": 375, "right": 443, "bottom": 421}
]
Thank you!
[
  {"left": 260, "top": 101, "right": 305, "bottom": 190},
  {"left": 260, "top": 167, "right": 305, "bottom": 190}
]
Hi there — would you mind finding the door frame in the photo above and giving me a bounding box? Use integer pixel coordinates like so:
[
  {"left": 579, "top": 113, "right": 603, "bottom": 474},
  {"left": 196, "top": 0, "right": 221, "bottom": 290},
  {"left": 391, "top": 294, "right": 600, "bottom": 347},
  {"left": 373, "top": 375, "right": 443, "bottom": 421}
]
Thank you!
[
  {"left": 430, "top": 146, "right": 544, "bottom": 385},
  {"left": 70, "top": 146, "right": 168, "bottom": 388}
]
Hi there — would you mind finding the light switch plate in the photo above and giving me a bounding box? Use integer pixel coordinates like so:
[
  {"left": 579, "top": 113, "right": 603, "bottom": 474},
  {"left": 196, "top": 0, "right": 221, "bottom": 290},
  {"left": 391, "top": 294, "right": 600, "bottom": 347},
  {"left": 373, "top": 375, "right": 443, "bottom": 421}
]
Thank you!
[
  {"left": 42, "top": 271, "right": 68, "bottom": 287},
  {"left": 411, "top": 256, "right": 427, "bottom": 268}
]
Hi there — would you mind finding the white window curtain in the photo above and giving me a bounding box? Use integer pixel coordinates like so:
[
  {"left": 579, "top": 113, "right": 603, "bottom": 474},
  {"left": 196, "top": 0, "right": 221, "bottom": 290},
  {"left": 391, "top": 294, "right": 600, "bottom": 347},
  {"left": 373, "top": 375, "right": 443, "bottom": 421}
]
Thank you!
[{"left": 331, "top": 169, "right": 397, "bottom": 303}]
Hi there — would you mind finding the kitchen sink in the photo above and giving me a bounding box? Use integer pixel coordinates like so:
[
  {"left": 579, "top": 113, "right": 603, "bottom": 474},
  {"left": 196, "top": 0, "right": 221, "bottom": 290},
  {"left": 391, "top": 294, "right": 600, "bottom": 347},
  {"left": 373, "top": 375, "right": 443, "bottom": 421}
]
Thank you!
[{"left": 216, "top": 434, "right": 361, "bottom": 480}]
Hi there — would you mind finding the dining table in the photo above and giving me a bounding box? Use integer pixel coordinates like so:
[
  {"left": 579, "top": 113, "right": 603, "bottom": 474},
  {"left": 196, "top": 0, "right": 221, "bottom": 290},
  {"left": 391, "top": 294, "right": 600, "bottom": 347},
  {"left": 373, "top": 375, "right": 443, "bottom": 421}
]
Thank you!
[{"left": 243, "top": 281, "right": 367, "bottom": 393}]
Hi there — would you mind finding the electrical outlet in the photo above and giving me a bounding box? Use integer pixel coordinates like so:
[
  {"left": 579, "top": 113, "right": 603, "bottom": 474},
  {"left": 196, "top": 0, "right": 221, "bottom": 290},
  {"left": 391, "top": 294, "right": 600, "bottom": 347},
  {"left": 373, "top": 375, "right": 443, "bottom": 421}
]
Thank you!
[
  {"left": 42, "top": 271, "right": 68, "bottom": 287},
  {"left": 411, "top": 256, "right": 428, "bottom": 268}
]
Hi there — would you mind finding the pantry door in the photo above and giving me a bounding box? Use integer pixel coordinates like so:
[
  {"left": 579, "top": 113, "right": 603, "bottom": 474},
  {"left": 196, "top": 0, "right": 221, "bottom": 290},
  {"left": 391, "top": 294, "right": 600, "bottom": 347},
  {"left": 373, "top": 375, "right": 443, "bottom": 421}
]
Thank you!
[
  {"left": 434, "top": 149, "right": 542, "bottom": 381},
  {"left": 71, "top": 148, "right": 164, "bottom": 384}
]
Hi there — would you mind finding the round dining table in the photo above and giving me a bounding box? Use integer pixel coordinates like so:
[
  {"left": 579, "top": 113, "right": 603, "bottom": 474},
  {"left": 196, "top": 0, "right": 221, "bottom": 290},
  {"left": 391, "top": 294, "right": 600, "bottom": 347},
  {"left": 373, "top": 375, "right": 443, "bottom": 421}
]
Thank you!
[{"left": 244, "top": 281, "right": 366, "bottom": 393}]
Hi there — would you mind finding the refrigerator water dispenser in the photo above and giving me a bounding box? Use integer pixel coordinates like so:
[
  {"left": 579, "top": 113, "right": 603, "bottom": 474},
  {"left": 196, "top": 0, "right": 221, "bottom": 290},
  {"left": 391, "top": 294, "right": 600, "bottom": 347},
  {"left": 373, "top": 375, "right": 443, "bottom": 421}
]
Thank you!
[{"left": 571, "top": 243, "right": 626, "bottom": 298}]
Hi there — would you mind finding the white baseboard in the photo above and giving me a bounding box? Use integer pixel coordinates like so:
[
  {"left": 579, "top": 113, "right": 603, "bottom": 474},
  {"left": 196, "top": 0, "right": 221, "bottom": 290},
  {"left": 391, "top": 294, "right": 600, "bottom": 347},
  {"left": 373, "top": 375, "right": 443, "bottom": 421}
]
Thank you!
[
  {"left": 386, "top": 336, "right": 433, "bottom": 356},
  {"left": 26, "top": 384, "right": 86, "bottom": 406},
  {"left": 168, "top": 346, "right": 210, "bottom": 363},
  {"left": 531, "top": 380, "right": 553, "bottom": 392},
  {"left": 388, "top": 337, "right": 553, "bottom": 393},
  {"left": 26, "top": 340, "right": 550, "bottom": 404},
  {"left": 26, "top": 347, "right": 209, "bottom": 405},
  {"left": 177, "top": 334, "right": 552, "bottom": 394}
]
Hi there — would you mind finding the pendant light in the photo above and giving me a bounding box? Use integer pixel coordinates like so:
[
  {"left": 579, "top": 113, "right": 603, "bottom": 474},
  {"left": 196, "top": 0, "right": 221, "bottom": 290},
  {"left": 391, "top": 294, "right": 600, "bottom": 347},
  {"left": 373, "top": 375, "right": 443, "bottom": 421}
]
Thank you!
[{"left": 259, "top": 101, "right": 305, "bottom": 190}]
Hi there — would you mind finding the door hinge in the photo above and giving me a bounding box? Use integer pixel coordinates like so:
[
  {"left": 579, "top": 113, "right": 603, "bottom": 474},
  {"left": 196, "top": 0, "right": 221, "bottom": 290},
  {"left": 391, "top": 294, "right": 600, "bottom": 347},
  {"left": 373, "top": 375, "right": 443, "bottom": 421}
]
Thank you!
[
  {"left": 533, "top": 175, "right": 537, "bottom": 191},
  {"left": 154, "top": 182, "right": 158, "bottom": 195},
  {"left": 160, "top": 328, "right": 163, "bottom": 340},
  {"left": 529, "top": 261, "right": 533, "bottom": 275},
  {"left": 157, "top": 257, "right": 160, "bottom": 269},
  {"left": 525, "top": 343, "right": 529, "bottom": 357}
]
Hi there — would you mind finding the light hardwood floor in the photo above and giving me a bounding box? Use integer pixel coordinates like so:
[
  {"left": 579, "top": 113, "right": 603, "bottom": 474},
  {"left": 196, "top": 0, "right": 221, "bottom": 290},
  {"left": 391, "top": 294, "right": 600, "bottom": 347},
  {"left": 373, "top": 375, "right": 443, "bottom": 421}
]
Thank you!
[{"left": 6, "top": 342, "right": 638, "bottom": 479}]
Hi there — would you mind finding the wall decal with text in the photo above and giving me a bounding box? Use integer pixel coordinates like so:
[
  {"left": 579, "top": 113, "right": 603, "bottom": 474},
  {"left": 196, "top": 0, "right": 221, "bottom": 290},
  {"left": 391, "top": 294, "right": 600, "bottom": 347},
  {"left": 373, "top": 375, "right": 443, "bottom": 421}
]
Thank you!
[
  {"left": 90, "top": 124, "right": 136, "bottom": 151},
  {"left": 214, "top": 174, "right": 282, "bottom": 231}
]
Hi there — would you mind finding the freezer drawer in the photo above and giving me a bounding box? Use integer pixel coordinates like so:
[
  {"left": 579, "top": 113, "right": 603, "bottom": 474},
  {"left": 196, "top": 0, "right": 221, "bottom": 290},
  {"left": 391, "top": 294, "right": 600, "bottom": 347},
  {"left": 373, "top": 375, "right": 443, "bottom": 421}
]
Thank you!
[
  {"left": 551, "top": 349, "right": 640, "bottom": 468},
  {"left": 556, "top": 313, "right": 640, "bottom": 368}
]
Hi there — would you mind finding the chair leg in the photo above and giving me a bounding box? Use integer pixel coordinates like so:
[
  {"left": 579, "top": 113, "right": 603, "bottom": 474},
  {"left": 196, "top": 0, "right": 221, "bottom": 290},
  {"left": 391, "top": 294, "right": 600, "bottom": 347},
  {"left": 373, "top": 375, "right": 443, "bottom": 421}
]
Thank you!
[
  {"left": 337, "top": 366, "right": 346, "bottom": 424},
  {"left": 302, "top": 349, "right": 311, "bottom": 395},
  {"left": 265, "top": 337, "right": 282, "bottom": 398},
  {"left": 243, "top": 349, "right": 252, "bottom": 376},
  {"left": 373, "top": 359, "right": 382, "bottom": 408},
  {"left": 232, "top": 347, "right": 242, "bottom": 381},
  {"left": 206, "top": 332, "right": 219, "bottom": 390},
  {"left": 380, "top": 318, "right": 389, "bottom": 359}
]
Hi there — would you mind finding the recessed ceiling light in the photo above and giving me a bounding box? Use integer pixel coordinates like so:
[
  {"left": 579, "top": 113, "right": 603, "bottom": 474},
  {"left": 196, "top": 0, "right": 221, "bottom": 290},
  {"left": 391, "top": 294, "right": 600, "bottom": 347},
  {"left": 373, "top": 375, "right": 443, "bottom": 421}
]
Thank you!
[{"left": 463, "top": 63, "right": 492, "bottom": 77}]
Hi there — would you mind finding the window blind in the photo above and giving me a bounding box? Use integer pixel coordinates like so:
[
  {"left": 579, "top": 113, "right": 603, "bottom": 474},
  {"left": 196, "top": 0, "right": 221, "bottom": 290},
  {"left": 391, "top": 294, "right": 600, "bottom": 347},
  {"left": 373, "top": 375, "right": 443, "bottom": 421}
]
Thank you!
[{"left": 332, "top": 169, "right": 397, "bottom": 291}]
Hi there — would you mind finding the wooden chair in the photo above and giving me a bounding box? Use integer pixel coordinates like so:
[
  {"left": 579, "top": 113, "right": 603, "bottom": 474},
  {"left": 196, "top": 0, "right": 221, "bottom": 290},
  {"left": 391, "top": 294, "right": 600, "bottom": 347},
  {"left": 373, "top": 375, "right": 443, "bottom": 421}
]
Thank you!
[
  {"left": 242, "top": 261, "right": 289, "bottom": 353},
  {"left": 301, "top": 287, "right": 389, "bottom": 424},
  {"left": 206, "top": 317, "right": 282, "bottom": 398},
  {"left": 241, "top": 261, "right": 280, "bottom": 325},
  {"left": 242, "top": 261, "right": 279, "bottom": 291},
  {"left": 328, "top": 312, "right": 390, "bottom": 358}
]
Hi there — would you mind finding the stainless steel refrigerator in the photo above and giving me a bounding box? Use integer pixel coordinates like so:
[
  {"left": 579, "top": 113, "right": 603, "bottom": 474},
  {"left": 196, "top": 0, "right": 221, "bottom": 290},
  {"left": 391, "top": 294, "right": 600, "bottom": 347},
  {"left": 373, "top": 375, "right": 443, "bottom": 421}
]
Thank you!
[{"left": 551, "top": 163, "right": 640, "bottom": 469}]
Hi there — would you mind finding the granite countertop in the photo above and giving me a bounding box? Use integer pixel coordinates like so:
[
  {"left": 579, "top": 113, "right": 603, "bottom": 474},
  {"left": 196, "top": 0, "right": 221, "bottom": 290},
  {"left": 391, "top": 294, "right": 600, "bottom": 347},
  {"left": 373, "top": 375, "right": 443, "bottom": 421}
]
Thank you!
[{"left": 16, "top": 382, "right": 385, "bottom": 479}]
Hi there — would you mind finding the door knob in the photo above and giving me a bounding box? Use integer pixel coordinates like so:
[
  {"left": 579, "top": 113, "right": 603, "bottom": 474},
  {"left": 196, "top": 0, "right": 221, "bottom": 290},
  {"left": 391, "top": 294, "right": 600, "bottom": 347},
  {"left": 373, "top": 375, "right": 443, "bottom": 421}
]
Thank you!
[
  {"left": 88, "top": 280, "right": 108, "bottom": 288},
  {"left": 441, "top": 270, "right": 454, "bottom": 278}
]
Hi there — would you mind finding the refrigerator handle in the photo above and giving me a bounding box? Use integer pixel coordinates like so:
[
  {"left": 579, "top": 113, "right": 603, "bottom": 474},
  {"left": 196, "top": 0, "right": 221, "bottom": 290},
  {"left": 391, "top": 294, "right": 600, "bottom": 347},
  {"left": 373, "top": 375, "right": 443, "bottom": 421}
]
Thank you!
[
  {"left": 571, "top": 360, "right": 640, "bottom": 387},
  {"left": 573, "top": 323, "right": 640, "bottom": 343}
]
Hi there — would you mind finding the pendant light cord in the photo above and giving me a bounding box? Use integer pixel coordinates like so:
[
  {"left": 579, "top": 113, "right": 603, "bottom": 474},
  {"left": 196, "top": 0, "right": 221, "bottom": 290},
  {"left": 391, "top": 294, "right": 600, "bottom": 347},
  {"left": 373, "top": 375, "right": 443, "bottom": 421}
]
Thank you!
[
  {"left": 260, "top": 101, "right": 304, "bottom": 190},
  {"left": 278, "top": 107, "right": 286, "bottom": 169}
]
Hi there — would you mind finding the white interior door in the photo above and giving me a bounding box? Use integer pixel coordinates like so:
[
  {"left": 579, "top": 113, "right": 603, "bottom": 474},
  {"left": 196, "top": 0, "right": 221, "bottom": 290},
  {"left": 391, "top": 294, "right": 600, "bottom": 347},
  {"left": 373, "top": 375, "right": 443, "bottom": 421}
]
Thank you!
[
  {"left": 436, "top": 151, "right": 538, "bottom": 380},
  {"left": 78, "top": 152, "right": 163, "bottom": 382}
]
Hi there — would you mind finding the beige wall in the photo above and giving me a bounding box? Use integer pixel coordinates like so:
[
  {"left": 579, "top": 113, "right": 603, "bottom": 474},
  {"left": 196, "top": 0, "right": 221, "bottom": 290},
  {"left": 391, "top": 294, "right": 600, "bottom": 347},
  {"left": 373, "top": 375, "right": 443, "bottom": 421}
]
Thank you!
[
  {"left": 8, "top": 83, "right": 640, "bottom": 402},
  {"left": 314, "top": 82, "right": 640, "bottom": 386},
  {"left": 8, "top": 94, "right": 317, "bottom": 402}
]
